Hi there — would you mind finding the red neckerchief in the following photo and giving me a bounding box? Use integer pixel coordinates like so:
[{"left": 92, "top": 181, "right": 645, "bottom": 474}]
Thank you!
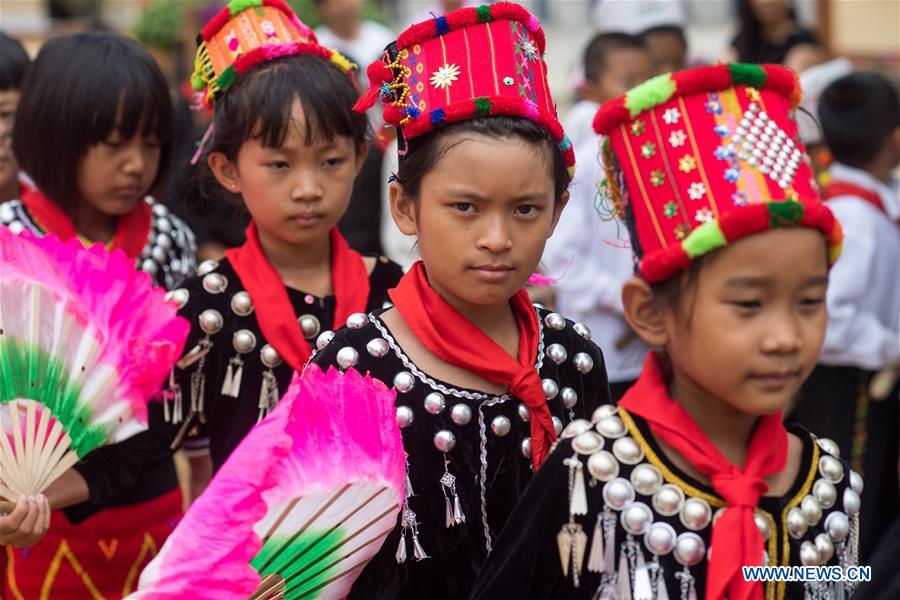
[
  {"left": 20, "top": 180, "right": 152, "bottom": 258},
  {"left": 619, "top": 353, "right": 788, "bottom": 600},
  {"left": 823, "top": 181, "right": 887, "bottom": 215},
  {"left": 224, "top": 223, "right": 370, "bottom": 372},
  {"left": 387, "top": 261, "right": 556, "bottom": 468}
]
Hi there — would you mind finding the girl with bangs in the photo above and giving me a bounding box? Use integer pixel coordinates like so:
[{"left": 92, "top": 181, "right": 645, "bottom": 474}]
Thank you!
[{"left": 0, "top": 32, "right": 197, "bottom": 598}]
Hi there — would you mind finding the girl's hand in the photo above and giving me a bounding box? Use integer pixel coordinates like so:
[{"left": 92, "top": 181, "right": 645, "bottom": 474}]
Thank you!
[{"left": 0, "top": 495, "right": 51, "bottom": 547}]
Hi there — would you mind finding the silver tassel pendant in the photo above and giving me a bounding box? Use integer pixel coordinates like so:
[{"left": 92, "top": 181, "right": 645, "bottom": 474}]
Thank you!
[
  {"left": 257, "top": 369, "right": 279, "bottom": 422},
  {"left": 602, "top": 507, "right": 616, "bottom": 574},
  {"left": 675, "top": 566, "right": 697, "bottom": 600},
  {"left": 395, "top": 533, "right": 407, "bottom": 563},
  {"left": 587, "top": 514, "right": 605, "bottom": 573},
  {"left": 655, "top": 561, "right": 670, "bottom": 600},
  {"left": 401, "top": 506, "right": 429, "bottom": 562},
  {"left": 221, "top": 356, "right": 244, "bottom": 397},
  {"left": 617, "top": 545, "right": 632, "bottom": 600},
  {"left": 592, "top": 578, "right": 618, "bottom": 600},
  {"left": 564, "top": 454, "right": 588, "bottom": 516},
  {"left": 163, "top": 369, "right": 175, "bottom": 422},
  {"left": 440, "top": 457, "right": 465, "bottom": 527},
  {"left": 190, "top": 358, "right": 206, "bottom": 414},
  {"left": 633, "top": 546, "right": 653, "bottom": 600}
]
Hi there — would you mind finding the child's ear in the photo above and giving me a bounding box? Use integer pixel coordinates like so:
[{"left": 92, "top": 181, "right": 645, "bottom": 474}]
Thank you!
[
  {"left": 208, "top": 152, "right": 241, "bottom": 194},
  {"left": 389, "top": 181, "right": 418, "bottom": 236},
  {"left": 547, "top": 190, "right": 570, "bottom": 238},
  {"left": 622, "top": 277, "right": 670, "bottom": 347},
  {"left": 354, "top": 143, "right": 370, "bottom": 176}
]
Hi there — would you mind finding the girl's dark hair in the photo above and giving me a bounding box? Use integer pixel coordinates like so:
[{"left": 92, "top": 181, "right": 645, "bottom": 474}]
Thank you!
[
  {"left": 395, "top": 115, "right": 569, "bottom": 204},
  {"left": 0, "top": 32, "right": 30, "bottom": 90},
  {"left": 12, "top": 32, "right": 174, "bottom": 209},
  {"left": 206, "top": 54, "right": 367, "bottom": 163},
  {"left": 733, "top": 0, "right": 799, "bottom": 63}
]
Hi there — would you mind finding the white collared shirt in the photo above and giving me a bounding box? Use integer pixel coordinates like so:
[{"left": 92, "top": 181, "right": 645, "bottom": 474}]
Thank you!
[
  {"left": 820, "top": 162, "right": 900, "bottom": 370},
  {"left": 542, "top": 134, "right": 648, "bottom": 383}
]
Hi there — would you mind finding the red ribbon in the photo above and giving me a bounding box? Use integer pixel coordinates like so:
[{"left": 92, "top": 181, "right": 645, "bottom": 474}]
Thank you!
[
  {"left": 388, "top": 261, "right": 556, "bottom": 468},
  {"left": 619, "top": 353, "right": 787, "bottom": 600},
  {"left": 224, "top": 223, "right": 370, "bottom": 372},
  {"left": 20, "top": 181, "right": 152, "bottom": 258}
]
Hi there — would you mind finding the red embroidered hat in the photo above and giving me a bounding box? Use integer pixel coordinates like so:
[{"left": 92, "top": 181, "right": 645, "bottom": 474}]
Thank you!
[
  {"left": 355, "top": 2, "right": 575, "bottom": 179},
  {"left": 191, "top": 0, "right": 354, "bottom": 108},
  {"left": 594, "top": 63, "right": 843, "bottom": 284}
]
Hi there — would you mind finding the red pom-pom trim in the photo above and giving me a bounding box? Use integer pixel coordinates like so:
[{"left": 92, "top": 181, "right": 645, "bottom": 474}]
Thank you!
[
  {"left": 640, "top": 245, "right": 691, "bottom": 284},
  {"left": 762, "top": 65, "right": 802, "bottom": 107},
  {"left": 383, "top": 104, "right": 405, "bottom": 126},
  {"left": 672, "top": 65, "right": 732, "bottom": 98},
  {"left": 719, "top": 203, "right": 769, "bottom": 241},
  {"left": 592, "top": 97, "right": 629, "bottom": 135}
]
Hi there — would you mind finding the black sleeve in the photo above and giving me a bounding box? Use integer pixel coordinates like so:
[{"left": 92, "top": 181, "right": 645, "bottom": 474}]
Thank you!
[
  {"left": 63, "top": 400, "right": 190, "bottom": 523},
  {"left": 469, "top": 438, "right": 597, "bottom": 600},
  {"left": 583, "top": 339, "right": 611, "bottom": 417},
  {"left": 62, "top": 279, "right": 206, "bottom": 523}
]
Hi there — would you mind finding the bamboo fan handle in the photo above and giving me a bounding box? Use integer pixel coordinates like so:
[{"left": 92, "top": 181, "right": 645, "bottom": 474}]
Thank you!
[{"left": 0, "top": 501, "right": 17, "bottom": 514}]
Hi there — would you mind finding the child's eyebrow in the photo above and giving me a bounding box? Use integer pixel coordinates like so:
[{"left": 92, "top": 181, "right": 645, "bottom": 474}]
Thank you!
[
  {"left": 443, "top": 189, "right": 549, "bottom": 202},
  {"left": 723, "top": 274, "right": 828, "bottom": 288}
]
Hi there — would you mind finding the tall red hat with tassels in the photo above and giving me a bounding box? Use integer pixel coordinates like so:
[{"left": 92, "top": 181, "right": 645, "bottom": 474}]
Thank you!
[
  {"left": 593, "top": 63, "right": 843, "bottom": 283},
  {"left": 355, "top": 2, "right": 576, "bottom": 180}
]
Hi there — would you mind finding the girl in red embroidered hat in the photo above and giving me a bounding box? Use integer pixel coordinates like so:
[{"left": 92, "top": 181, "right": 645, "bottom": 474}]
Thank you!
[
  {"left": 471, "top": 64, "right": 863, "bottom": 600},
  {"left": 310, "top": 3, "right": 611, "bottom": 598}
]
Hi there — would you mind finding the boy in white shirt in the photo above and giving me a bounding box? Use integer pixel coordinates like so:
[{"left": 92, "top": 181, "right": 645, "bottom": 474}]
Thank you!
[
  {"left": 790, "top": 71, "right": 900, "bottom": 561},
  {"left": 543, "top": 34, "right": 652, "bottom": 399}
]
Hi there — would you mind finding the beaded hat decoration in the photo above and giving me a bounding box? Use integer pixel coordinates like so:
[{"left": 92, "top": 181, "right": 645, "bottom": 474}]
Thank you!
[
  {"left": 594, "top": 63, "right": 843, "bottom": 284},
  {"left": 354, "top": 2, "right": 575, "bottom": 180},
  {"left": 191, "top": 0, "right": 354, "bottom": 109}
]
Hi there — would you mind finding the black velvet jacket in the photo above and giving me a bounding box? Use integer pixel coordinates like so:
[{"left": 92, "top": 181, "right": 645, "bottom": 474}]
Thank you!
[
  {"left": 470, "top": 410, "right": 863, "bottom": 600},
  {"left": 66, "top": 254, "right": 403, "bottom": 522},
  {"left": 311, "top": 307, "right": 611, "bottom": 599}
]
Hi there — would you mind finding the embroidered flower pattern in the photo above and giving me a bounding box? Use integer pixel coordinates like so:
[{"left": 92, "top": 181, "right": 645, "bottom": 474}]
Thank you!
[
  {"left": 520, "top": 37, "right": 539, "bottom": 61},
  {"left": 724, "top": 168, "right": 740, "bottom": 183},
  {"left": 695, "top": 208, "right": 715, "bottom": 224},
  {"left": 663, "top": 108, "right": 681, "bottom": 125},
  {"left": 650, "top": 170, "right": 666, "bottom": 187},
  {"left": 641, "top": 142, "right": 656, "bottom": 159},
  {"left": 674, "top": 223, "right": 690, "bottom": 240},
  {"left": 705, "top": 100, "right": 722, "bottom": 115},
  {"left": 668, "top": 130, "right": 687, "bottom": 148},
  {"left": 688, "top": 182, "right": 706, "bottom": 200},
  {"left": 714, "top": 124, "right": 730, "bottom": 138},
  {"left": 631, "top": 119, "right": 646, "bottom": 136},
  {"left": 678, "top": 155, "right": 697, "bottom": 173},
  {"left": 732, "top": 191, "right": 749, "bottom": 206},
  {"left": 430, "top": 63, "right": 461, "bottom": 90},
  {"left": 663, "top": 202, "right": 679, "bottom": 218},
  {"left": 714, "top": 145, "right": 734, "bottom": 160}
]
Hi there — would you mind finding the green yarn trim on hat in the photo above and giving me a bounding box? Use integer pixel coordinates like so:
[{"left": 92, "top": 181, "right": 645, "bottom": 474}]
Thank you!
[
  {"left": 474, "top": 97, "right": 492, "bottom": 117},
  {"left": 216, "top": 65, "right": 238, "bottom": 94},
  {"left": 476, "top": 5, "right": 493, "bottom": 23},
  {"left": 228, "top": 0, "right": 262, "bottom": 16},
  {"left": 729, "top": 63, "right": 767, "bottom": 90},
  {"left": 768, "top": 200, "right": 804, "bottom": 228},
  {"left": 625, "top": 74, "right": 677, "bottom": 117},
  {"left": 682, "top": 222, "right": 727, "bottom": 259}
]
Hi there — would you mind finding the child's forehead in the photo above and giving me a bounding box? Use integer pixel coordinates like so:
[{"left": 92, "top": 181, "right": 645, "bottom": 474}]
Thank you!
[{"left": 699, "top": 228, "right": 830, "bottom": 284}]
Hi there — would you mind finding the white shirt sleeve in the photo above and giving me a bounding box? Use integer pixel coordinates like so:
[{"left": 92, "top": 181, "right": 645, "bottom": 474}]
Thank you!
[
  {"left": 821, "top": 200, "right": 900, "bottom": 369},
  {"left": 542, "top": 168, "right": 631, "bottom": 316}
]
